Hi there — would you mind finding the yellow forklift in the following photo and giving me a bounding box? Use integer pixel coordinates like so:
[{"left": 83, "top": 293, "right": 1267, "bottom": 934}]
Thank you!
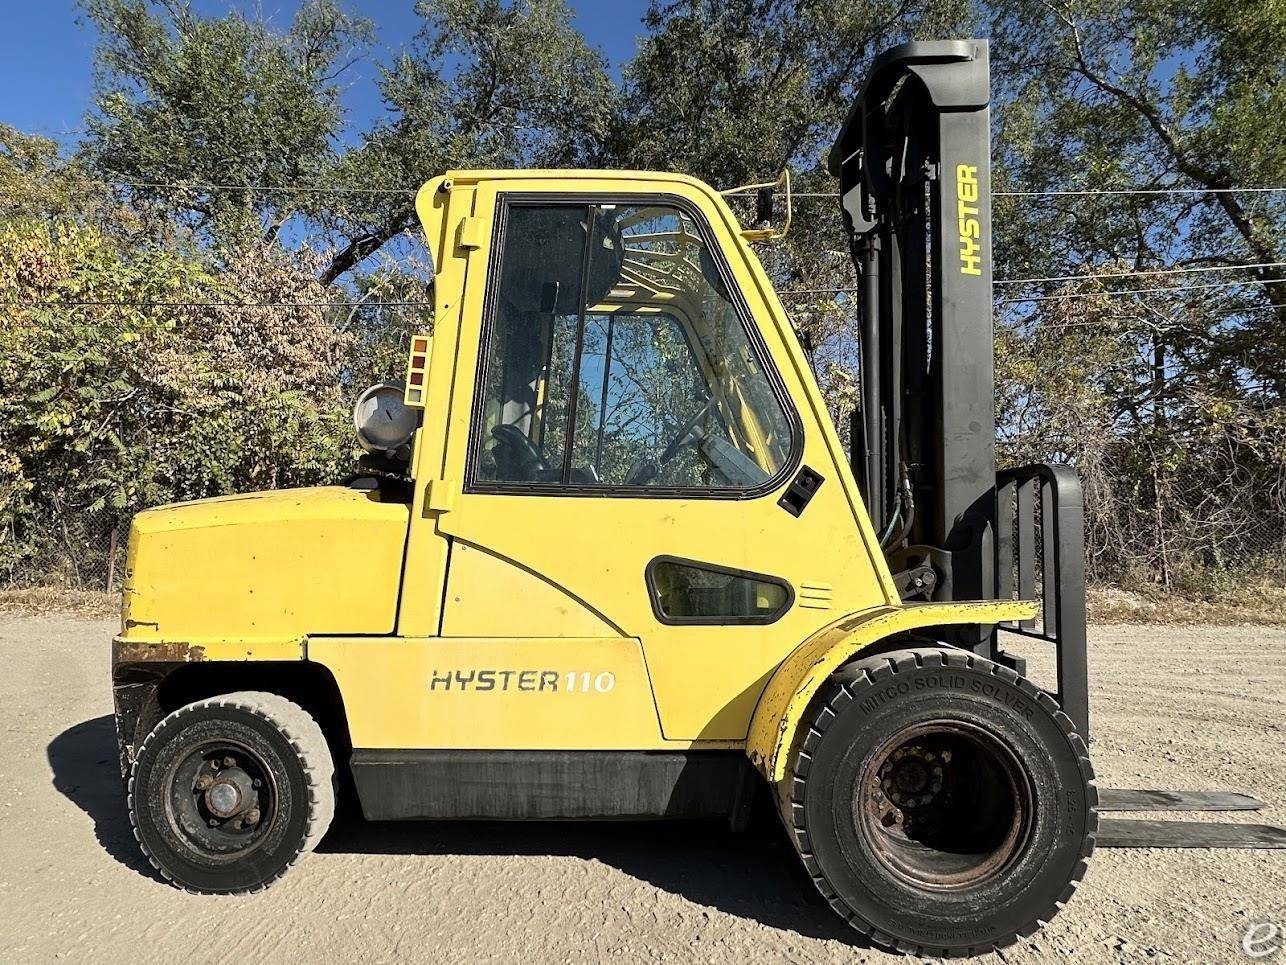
[{"left": 113, "top": 40, "right": 1108, "bottom": 955}]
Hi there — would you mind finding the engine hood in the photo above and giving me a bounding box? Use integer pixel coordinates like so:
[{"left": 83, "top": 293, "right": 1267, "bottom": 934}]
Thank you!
[{"left": 120, "top": 486, "right": 410, "bottom": 643}]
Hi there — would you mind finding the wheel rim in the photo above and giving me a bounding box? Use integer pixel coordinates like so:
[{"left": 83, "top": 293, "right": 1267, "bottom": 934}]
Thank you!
[
  {"left": 163, "top": 738, "right": 278, "bottom": 861},
  {"left": 854, "top": 719, "right": 1033, "bottom": 892}
]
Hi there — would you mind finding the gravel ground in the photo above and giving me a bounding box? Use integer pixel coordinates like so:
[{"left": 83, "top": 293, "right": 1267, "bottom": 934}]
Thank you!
[{"left": 1, "top": 615, "right": 1282, "bottom": 964}]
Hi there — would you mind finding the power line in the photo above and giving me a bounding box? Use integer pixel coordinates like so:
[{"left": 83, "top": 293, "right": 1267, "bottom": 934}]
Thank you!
[
  {"left": 6, "top": 264, "right": 1283, "bottom": 308},
  {"left": 1005, "top": 306, "right": 1277, "bottom": 331},
  {"left": 8, "top": 275, "right": 1281, "bottom": 309},
  {"left": 994, "top": 262, "right": 1286, "bottom": 286},
  {"left": 997, "top": 278, "right": 1286, "bottom": 304},
  {"left": 95, "top": 179, "right": 416, "bottom": 196},
  {"left": 774, "top": 187, "right": 1286, "bottom": 199},
  {"left": 0, "top": 298, "right": 433, "bottom": 308},
  {"left": 777, "top": 287, "right": 860, "bottom": 296},
  {"left": 778, "top": 271, "right": 1286, "bottom": 298},
  {"left": 998, "top": 186, "right": 1286, "bottom": 198},
  {"left": 33, "top": 179, "right": 1286, "bottom": 199}
]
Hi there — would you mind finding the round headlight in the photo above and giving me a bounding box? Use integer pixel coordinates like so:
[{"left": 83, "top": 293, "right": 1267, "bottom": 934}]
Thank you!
[{"left": 353, "top": 382, "right": 418, "bottom": 456}]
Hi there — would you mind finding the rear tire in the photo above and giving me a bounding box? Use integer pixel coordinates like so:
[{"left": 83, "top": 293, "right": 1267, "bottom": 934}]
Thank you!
[
  {"left": 787, "top": 648, "right": 1096, "bottom": 957},
  {"left": 128, "top": 691, "right": 335, "bottom": 893}
]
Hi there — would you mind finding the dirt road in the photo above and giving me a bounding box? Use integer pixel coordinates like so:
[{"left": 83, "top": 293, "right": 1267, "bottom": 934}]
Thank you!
[{"left": 1, "top": 615, "right": 1282, "bottom": 963}]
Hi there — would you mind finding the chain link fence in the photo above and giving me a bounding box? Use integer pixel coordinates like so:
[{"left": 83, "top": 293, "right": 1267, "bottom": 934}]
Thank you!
[
  {"left": 1082, "top": 459, "right": 1286, "bottom": 591},
  {"left": 2, "top": 505, "right": 128, "bottom": 592}
]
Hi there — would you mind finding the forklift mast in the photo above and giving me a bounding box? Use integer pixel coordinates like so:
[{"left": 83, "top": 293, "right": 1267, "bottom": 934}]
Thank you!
[{"left": 830, "top": 39, "right": 1090, "bottom": 735}]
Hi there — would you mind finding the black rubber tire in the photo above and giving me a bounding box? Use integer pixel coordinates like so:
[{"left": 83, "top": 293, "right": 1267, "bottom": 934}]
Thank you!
[
  {"left": 128, "top": 691, "right": 335, "bottom": 893},
  {"left": 786, "top": 647, "right": 1097, "bottom": 957}
]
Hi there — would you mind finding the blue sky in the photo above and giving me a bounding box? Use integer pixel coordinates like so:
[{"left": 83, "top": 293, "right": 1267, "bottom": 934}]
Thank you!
[{"left": 0, "top": 1, "right": 650, "bottom": 146}]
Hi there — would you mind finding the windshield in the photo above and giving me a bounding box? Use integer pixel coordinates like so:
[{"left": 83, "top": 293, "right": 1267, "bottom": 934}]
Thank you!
[{"left": 472, "top": 201, "right": 794, "bottom": 490}]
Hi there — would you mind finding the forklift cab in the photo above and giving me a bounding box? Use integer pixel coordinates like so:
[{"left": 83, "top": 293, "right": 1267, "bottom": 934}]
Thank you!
[
  {"left": 385, "top": 172, "right": 897, "bottom": 744},
  {"left": 473, "top": 200, "right": 792, "bottom": 491}
]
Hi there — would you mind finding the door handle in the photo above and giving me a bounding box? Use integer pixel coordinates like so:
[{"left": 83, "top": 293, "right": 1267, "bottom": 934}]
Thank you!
[{"left": 777, "top": 466, "right": 824, "bottom": 517}]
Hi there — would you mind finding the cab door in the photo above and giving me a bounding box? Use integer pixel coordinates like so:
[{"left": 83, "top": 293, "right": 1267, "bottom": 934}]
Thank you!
[{"left": 432, "top": 177, "right": 889, "bottom": 742}]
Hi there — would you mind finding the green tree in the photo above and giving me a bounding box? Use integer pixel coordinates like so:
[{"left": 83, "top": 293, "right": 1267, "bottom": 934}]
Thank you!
[
  {"left": 985, "top": 0, "right": 1286, "bottom": 583},
  {"left": 0, "top": 126, "right": 105, "bottom": 223},
  {"left": 988, "top": 0, "right": 1286, "bottom": 371},
  {"left": 319, "top": 0, "right": 616, "bottom": 282},
  {"left": 0, "top": 150, "right": 358, "bottom": 585},
  {"left": 614, "top": 0, "right": 967, "bottom": 185},
  {"left": 82, "top": 0, "right": 372, "bottom": 249},
  {"left": 18, "top": 0, "right": 1279, "bottom": 593}
]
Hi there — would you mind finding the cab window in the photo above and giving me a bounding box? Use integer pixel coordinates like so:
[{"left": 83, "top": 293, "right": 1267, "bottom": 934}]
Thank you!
[
  {"left": 646, "top": 556, "right": 793, "bottom": 625},
  {"left": 470, "top": 200, "right": 795, "bottom": 492}
]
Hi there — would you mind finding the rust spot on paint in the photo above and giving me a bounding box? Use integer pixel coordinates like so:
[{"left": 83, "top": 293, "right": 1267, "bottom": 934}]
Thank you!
[{"left": 113, "top": 639, "right": 206, "bottom": 664}]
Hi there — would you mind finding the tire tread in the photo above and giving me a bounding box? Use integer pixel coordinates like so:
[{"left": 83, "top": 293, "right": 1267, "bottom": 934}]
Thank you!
[
  {"left": 786, "top": 647, "right": 1098, "bottom": 958},
  {"left": 127, "top": 690, "right": 335, "bottom": 894}
]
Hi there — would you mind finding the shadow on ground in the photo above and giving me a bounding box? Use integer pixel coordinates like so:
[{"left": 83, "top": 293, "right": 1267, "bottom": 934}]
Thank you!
[
  {"left": 319, "top": 813, "right": 855, "bottom": 942},
  {"left": 49, "top": 715, "right": 855, "bottom": 944},
  {"left": 47, "top": 715, "right": 162, "bottom": 881}
]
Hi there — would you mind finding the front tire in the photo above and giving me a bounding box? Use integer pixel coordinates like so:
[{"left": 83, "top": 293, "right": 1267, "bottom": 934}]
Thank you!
[
  {"left": 128, "top": 691, "right": 335, "bottom": 893},
  {"left": 787, "top": 648, "right": 1096, "bottom": 957}
]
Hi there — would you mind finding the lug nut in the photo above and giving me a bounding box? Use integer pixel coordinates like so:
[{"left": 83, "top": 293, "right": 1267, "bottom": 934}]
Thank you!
[
  {"left": 208, "top": 818, "right": 219, "bottom": 827},
  {"left": 223, "top": 756, "right": 236, "bottom": 767},
  {"left": 244, "top": 808, "right": 261, "bottom": 825},
  {"left": 194, "top": 774, "right": 212, "bottom": 791},
  {"left": 252, "top": 778, "right": 262, "bottom": 788}
]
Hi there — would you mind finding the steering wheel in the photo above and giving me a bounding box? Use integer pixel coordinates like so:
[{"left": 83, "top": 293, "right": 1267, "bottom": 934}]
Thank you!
[
  {"left": 624, "top": 400, "right": 715, "bottom": 486},
  {"left": 491, "top": 424, "right": 550, "bottom": 479},
  {"left": 656, "top": 398, "right": 714, "bottom": 466}
]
